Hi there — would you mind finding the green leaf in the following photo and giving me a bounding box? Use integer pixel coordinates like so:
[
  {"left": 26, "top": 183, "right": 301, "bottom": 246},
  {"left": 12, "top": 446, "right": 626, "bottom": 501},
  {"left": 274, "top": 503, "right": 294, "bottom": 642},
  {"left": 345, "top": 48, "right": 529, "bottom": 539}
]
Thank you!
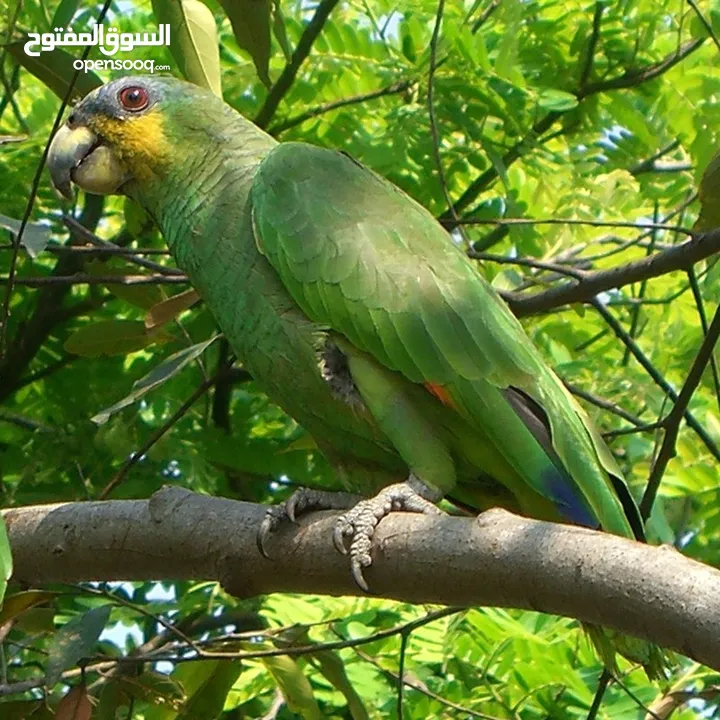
[
  {"left": 91, "top": 335, "right": 218, "bottom": 424},
  {"left": 262, "top": 655, "right": 323, "bottom": 720},
  {"left": 0, "top": 213, "right": 51, "bottom": 259},
  {"left": 46, "top": 605, "right": 111, "bottom": 685},
  {"left": 50, "top": 0, "right": 80, "bottom": 29},
  {"left": 273, "top": 0, "right": 292, "bottom": 62},
  {"left": 151, "top": 0, "right": 222, "bottom": 96},
  {"left": 115, "top": 671, "right": 186, "bottom": 710},
  {"left": 695, "top": 150, "right": 720, "bottom": 231},
  {"left": 123, "top": 198, "right": 152, "bottom": 238},
  {"left": 314, "top": 651, "right": 369, "bottom": 720},
  {"left": 6, "top": 41, "right": 102, "bottom": 101},
  {"left": 220, "top": 0, "right": 272, "bottom": 87},
  {"left": 86, "top": 259, "right": 165, "bottom": 309},
  {"left": 537, "top": 89, "right": 579, "bottom": 112},
  {"left": 64, "top": 320, "right": 171, "bottom": 357},
  {"left": 152, "top": 659, "right": 241, "bottom": 719},
  {"left": 0, "top": 515, "right": 12, "bottom": 609}
]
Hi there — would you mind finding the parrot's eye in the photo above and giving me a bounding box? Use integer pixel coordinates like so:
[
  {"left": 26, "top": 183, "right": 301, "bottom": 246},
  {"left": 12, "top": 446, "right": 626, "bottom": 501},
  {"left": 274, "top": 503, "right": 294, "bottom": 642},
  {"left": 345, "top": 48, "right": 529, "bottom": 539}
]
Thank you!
[{"left": 118, "top": 86, "right": 149, "bottom": 112}]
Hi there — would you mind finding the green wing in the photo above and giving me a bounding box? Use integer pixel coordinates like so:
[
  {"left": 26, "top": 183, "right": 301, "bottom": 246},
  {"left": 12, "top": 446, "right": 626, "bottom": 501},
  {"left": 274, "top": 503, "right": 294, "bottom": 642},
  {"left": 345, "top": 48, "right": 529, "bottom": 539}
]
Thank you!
[{"left": 250, "top": 142, "right": 640, "bottom": 539}]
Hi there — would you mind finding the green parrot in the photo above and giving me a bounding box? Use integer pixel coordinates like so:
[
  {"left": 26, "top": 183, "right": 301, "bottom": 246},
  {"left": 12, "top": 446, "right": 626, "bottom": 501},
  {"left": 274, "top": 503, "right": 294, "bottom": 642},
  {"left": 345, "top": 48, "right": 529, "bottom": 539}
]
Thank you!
[{"left": 47, "top": 76, "right": 664, "bottom": 678}]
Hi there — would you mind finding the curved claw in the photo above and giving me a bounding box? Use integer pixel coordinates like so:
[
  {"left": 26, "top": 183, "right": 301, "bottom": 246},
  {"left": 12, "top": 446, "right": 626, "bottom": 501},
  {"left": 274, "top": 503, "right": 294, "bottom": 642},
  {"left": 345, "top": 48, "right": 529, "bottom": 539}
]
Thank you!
[
  {"left": 257, "top": 505, "right": 289, "bottom": 558},
  {"left": 351, "top": 557, "right": 371, "bottom": 593},
  {"left": 286, "top": 495, "right": 299, "bottom": 523},
  {"left": 330, "top": 480, "right": 446, "bottom": 592},
  {"left": 258, "top": 488, "right": 362, "bottom": 560},
  {"left": 333, "top": 519, "right": 351, "bottom": 555}
]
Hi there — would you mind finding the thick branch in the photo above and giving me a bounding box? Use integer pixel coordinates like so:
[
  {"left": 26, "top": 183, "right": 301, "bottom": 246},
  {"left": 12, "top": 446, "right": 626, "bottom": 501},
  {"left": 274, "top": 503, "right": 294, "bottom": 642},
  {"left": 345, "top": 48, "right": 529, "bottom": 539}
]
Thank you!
[{"left": 4, "top": 487, "right": 720, "bottom": 671}]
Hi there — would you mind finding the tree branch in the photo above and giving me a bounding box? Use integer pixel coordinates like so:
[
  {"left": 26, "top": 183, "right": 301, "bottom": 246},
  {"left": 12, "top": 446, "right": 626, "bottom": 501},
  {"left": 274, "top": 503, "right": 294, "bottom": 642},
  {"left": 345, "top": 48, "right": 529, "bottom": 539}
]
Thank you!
[
  {"left": 505, "top": 226, "right": 720, "bottom": 317},
  {"left": 254, "top": 0, "right": 342, "bottom": 130},
  {"left": 268, "top": 79, "right": 413, "bottom": 135},
  {"left": 443, "top": 37, "right": 705, "bottom": 221},
  {"left": 4, "top": 487, "right": 720, "bottom": 671},
  {"left": 640, "top": 303, "right": 720, "bottom": 518}
]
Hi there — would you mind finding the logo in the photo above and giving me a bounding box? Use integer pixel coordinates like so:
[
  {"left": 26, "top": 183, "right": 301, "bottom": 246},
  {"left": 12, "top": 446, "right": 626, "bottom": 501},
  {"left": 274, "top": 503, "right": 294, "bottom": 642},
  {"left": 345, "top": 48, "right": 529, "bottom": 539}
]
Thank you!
[{"left": 24, "top": 23, "right": 171, "bottom": 57}]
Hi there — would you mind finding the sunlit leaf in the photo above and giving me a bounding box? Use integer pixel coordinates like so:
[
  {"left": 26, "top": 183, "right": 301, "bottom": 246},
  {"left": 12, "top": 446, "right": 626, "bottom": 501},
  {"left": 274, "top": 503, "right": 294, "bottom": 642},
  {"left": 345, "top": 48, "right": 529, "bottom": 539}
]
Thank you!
[
  {"left": 145, "top": 289, "right": 201, "bottom": 330},
  {"left": 151, "top": 0, "right": 222, "bottom": 96},
  {"left": 262, "top": 655, "right": 323, "bottom": 720}
]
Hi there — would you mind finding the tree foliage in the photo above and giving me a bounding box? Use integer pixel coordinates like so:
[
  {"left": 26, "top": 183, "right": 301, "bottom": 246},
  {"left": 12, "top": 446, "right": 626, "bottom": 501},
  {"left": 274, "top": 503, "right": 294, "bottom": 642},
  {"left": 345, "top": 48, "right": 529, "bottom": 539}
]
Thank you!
[{"left": 1, "top": 0, "right": 719, "bottom": 716}]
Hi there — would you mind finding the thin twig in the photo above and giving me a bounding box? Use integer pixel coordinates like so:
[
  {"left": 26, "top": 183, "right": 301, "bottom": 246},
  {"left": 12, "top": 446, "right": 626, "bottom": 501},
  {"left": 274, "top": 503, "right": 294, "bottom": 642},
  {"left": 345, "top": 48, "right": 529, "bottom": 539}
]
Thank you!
[
  {"left": 586, "top": 671, "right": 612, "bottom": 720},
  {"left": 686, "top": 0, "right": 720, "bottom": 52},
  {"left": 579, "top": 2, "right": 605, "bottom": 89},
  {"left": 592, "top": 300, "right": 720, "bottom": 462},
  {"left": 0, "top": 0, "right": 114, "bottom": 354},
  {"left": 629, "top": 139, "right": 682, "bottom": 175},
  {"left": 507, "top": 226, "right": 720, "bottom": 317},
  {"left": 98, "top": 368, "right": 225, "bottom": 499},
  {"left": 353, "top": 647, "right": 500, "bottom": 720},
  {"left": 687, "top": 267, "right": 720, "bottom": 414},
  {"left": 0, "top": 274, "right": 188, "bottom": 287},
  {"left": 269, "top": 79, "right": 413, "bottom": 134},
  {"left": 470, "top": 0, "right": 500, "bottom": 34},
  {"left": 564, "top": 382, "right": 645, "bottom": 427},
  {"left": 254, "top": 0, "right": 341, "bottom": 129},
  {"left": 640, "top": 304, "right": 720, "bottom": 519},
  {"left": 63, "top": 217, "right": 182, "bottom": 275}
]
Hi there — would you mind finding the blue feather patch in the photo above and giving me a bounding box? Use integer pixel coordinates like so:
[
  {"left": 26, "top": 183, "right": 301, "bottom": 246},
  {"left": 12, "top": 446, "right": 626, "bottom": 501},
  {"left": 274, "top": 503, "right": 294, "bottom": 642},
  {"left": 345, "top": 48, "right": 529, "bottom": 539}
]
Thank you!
[{"left": 545, "top": 470, "right": 599, "bottom": 528}]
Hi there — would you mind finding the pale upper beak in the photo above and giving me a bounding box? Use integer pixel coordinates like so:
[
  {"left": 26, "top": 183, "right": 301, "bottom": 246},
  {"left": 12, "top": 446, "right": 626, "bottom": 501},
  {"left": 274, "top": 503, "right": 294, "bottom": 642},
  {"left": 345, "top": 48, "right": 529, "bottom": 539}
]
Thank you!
[{"left": 47, "top": 124, "right": 130, "bottom": 199}]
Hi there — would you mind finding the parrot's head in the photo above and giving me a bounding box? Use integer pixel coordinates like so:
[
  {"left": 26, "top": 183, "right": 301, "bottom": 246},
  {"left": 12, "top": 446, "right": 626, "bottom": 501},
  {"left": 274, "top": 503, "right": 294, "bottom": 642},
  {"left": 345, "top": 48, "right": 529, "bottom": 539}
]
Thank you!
[{"left": 47, "top": 76, "right": 228, "bottom": 200}]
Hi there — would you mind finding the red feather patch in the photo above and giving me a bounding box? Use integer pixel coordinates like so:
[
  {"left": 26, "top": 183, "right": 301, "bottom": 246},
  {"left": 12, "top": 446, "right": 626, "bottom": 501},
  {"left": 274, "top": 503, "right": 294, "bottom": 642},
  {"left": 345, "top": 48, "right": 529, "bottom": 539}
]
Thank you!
[{"left": 424, "top": 382, "right": 456, "bottom": 410}]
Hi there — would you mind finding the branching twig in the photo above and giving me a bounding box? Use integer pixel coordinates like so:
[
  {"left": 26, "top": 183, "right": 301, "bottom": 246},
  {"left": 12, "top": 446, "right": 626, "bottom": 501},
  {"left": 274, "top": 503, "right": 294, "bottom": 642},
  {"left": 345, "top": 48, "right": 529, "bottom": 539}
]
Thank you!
[
  {"left": 63, "top": 217, "right": 182, "bottom": 276},
  {"left": 98, "top": 365, "right": 229, "bottom": 499},
  {"left": 591, "top": 300, "right": 720, "bottom": 462},
  {"left": 507, "top": 226, "right": 720, "bottom": 317},
  {"left": 640, "top": 304, "right": 720, "bottom": 519},
  {"left": 269, "top": 79, "right": 413, "bottom": 135},
  {"left": 444, "top": 38, "right": 704, "bottom": 221},
  {"left": 0, "top": 0, "right": 114, "bottom": 354},
  {"left": 254, "top": 0, "right": 342, "bottom": 129},
  {"left": 579, "top": 2, "right": 605, "bottom": 90}
]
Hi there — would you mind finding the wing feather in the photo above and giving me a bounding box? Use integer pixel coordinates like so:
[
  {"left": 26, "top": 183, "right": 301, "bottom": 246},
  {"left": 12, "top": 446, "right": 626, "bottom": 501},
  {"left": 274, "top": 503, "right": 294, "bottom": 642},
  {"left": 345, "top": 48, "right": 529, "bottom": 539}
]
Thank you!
[{"left": 251, "top": 142, "right": 638, "bottom": 538}]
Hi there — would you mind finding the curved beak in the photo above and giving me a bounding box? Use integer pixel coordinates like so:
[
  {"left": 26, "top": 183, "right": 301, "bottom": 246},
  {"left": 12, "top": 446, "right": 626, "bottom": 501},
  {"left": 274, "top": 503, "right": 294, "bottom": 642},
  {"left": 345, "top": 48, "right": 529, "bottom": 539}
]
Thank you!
[{"left": 47, "top": 124, "right": 130, "bottom": 199}]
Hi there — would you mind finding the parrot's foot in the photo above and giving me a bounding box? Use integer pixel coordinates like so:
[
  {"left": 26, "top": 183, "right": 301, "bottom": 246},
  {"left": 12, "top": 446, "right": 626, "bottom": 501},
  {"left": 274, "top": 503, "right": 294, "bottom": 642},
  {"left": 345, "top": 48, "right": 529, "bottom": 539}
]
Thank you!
[
  {"left": 257, "top": 487, "right": 362, "bottom": 558},
  {"left": 333, "top": 476, "right": 444, "bottom": 592}
]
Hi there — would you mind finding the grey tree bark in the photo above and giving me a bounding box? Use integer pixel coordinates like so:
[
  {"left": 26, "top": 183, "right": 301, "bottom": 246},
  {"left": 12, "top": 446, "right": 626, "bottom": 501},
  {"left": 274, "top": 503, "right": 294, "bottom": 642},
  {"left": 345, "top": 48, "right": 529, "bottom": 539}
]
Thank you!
[{"left": 3, "top": 486, "right": 719, "bottom": 670}]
